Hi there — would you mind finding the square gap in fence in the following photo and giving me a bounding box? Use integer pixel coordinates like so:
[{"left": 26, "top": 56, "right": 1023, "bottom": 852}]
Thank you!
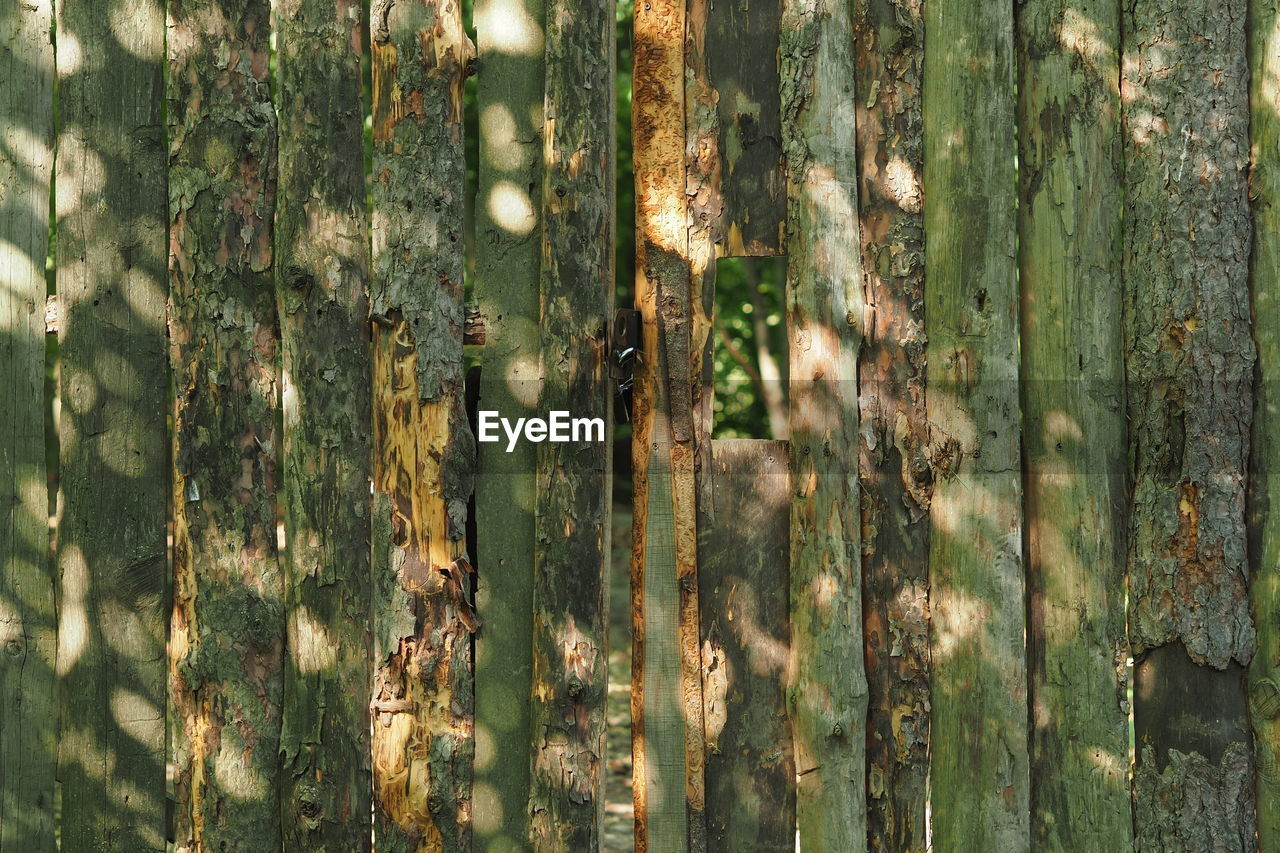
[{"left": 711, "top": 256, "right": 788, "bottom": 440}]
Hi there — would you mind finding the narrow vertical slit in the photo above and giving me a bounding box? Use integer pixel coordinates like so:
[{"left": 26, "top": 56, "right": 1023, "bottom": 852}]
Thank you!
[{"left": 710, "top": 256, "right": 787, "bottom": 441}]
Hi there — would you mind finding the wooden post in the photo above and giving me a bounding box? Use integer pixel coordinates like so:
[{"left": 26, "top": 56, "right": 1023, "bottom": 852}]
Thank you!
[
  {"left": 527, "top": 0, "right": 616, "bottom": 847},
  {"left": 275, "top": 1, "right": 373, "bottom": 847},
  {"left": 0, "top": 2, "right": 56, "bottom": 849},
  {"left": 633, "top": 0, "right": 706, "bottom": 844},
  {"left": 55, "top": 0, "right": 170, "bottom": 848},
  {"left": 167, "top": 1, "right": 283, "bottom": 848},
  {"left": 780, "top": 0, "right": 867, "bottom": 849},
  {"left": 1016, "top": 0, "right": 1132, "bottom": 848},
  {"left": 851, "top": 0, "right": 931, "bottom": 847},
  {"left": 471, "top": 0, "right": 544, "bottom": 841},
  {"left": 1124, "top": 0, "right": 1257, "bottom": 847},
  {"left": 1250, "top": 0, "right": 1280, "bottom": 844},
  {"left": 923, "top": 0, "right": 1029, "bottom": 847},
  {"left": 369, "top": 1, "right": 476, "bottom": 850}
]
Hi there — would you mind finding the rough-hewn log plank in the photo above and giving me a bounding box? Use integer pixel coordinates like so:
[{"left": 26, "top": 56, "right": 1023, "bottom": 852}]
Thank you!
[
  {"left": 1016, "top": 1, "right": 1132, "bottom": 849},
  {"left": 851, "top": 1, "right": 930, "bottom": 848},
  {"left": 698, "top": 440, "right": 793, "bottom": 851},
  {"left": 1123, "top": 0, "right": 1257, "bottom": 847},
  {"left": 275, "top": 1, "right": 373, "bottom": 847},
  {"left": 369, "top": 1, "right": 476, "bottom": 850},
  {"left": 0, "top": 2, "right": 55, "bottom": 849},
  {"left": 55, "top": 0, "right": 169, "bottom": 847},
  {"left": 167, "top": 1, "right": 283, "bottom": 848},
  {"left": 1250, "top": 0, "right": 1280, "bottom": 843},
  {"left": 634, "top": 0, "right": 706, "bottom": 844},
  {"left": 780, "top": 0, "right": 866, "bottom": 848},
  {"left": 922, "top": 0, "right": 1029, "bottom": 847},
  {"left": 471, "top": 0, "right": 544, "bottom": 841},
  {"left": 527, "top": 0, "right": 615, "bottom": 847}
]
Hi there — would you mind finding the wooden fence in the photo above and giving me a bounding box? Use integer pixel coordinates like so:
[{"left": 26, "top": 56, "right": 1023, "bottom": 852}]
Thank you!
[{"left": 5, "top": 0, "right": 1280, "bottom": 851}]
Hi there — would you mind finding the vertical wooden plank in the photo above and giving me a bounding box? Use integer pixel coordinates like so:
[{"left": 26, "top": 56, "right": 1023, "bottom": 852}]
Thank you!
[
  {"left": 851, "top": 1, "right": 930, "bottom": 849},
  {"left": 1250, "top": 0, "right": 1280, "bottom": 844},
  {"left": 527, "top": 0, "right": 615, "bottom": 847},
  {"left": 698, "top": 440, "right": 793, "bottom": 851},
  {"left": 368, "top": 1, "right": 475, "bottom": 850},
  {"left": 470, "top": 0, "right": 543, "bottom": 841},
  {"left": 922, "top": 0, "right": 1028, "bottom": 847},
  {"left": 275, "top": 0, "right": 373, "bottom": 847},
  {"left": 633, "top": 0, "right": 706, "bottom": 845},
  {"left": 1016, "top": 0, "right": 1132, "bottom": 848},
  {"left": 0, "top": 1, "right": 55, "bottom": 849},
  {"left": 780, "top": 0, "right": 866, "bottom": 850},
  {"left": 1123, "top": 0, "right": 1257, "bottom": 848},
  {"left": 167, "top": 0, "right": 283, "bottom": 848},
  {"left": 54, "top": 0, "right": 169, "bottom": 847}
]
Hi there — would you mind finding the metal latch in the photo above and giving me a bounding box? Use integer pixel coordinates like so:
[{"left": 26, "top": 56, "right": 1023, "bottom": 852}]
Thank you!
[{"left": 611, "top": 308, "right": 641, "bottom": 423}]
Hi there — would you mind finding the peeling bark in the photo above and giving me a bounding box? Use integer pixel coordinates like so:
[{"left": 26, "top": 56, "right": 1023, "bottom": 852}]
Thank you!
[
  {"left": 1123, "top": 0, "right": 1256, "bottom": 845},
  {"left": 275, "top": 1, "right": 373, "bottom": 847},
  {"left": 527, "top": 2, "right": 615, "bottom": 847},
  {"left": 369, "top": 1, "right": 476, "bottom": 851},
  {"left": 780, "top": 0, "right": 867, "bottom": 849},
  {"left": 851, "top": 0, "right": 930, "bottom": 849},
  {"left": 55, "top": 0, "right": 170, "bottom": 848},
  {"left": 922, "top": 0, "right": 1029, "bottom": 848},
  {"left": 1016, "top": 0, "right": 1132, "bottom": 849},
  {"left": 0, "top": 2, "right": 55, "bottom": 850},
  {"left": 167, "top": 1, "right": 283, "bottom": 849}
]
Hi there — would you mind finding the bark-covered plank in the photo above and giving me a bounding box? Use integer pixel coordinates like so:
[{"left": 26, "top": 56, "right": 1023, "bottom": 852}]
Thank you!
[
  {"left": 1250, "top": 0, "right": 1280, "bottom": 843},
  {"left": 922, "top": 0, "right": 1029, "bottom": 847},
  {"left": 527, "top": 0, "right": 615, "bottom": 847},
  {"left": 686, "top": 0, "right": 784, "bottom": 258},
  {"left": 369, "top": 2, "right": 476, "bottom": 850},
  {"left": 0, "top": 2, "right": 55, "bottom": 849},
  {"left": 275, "top": 1, "right": 373, "bottom": 847},
  {"left": 1122, "top": 0, "right": 1256, "bottom": 847},
  {"left": 167, "top": 1, "right": 283, "bottom": 848},
  {"left": 698, "top": 440, "right": 793, "bottom": 851},
  {"left": 54, "top": 0, "right": 169, "bottom": 848},
  {"left": 633, "top": 0, "right": 706, "bottom": 844},
  {"left": 780, "top": 0, "right": 867, "bottom": 848},
  {"left": 1016, "top": 1, "right": 1132, "bottom": 849},
  {"left": 851, "top": 1, "right": 930, "bottom": 848},
  {"left": 470, "top": 0, "right": 544, "bottom": 841}
]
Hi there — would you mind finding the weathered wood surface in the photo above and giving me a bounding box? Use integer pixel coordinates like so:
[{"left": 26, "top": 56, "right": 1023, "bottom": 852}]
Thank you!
[
  {"left": 0, "top": 2, "right": 55, "bottom": 849},
  {"left": 55, "top": 0, "right": 170, "bottom": 848},
  {"left": 1123, "top": 0, "right": 1257, "bottom": 848},
  {"left": 470, "top": 0, "right": 544, "bottom": 841},
  {"left": 922, "top": 0, "right": 1029, "bottom": 848},
  {"left": 275, "top": 1, "right": 373, "bottom": 847},
  {"left": 851, "top": 0, "right": 929, "bottom": 848},
  {"left": 780, "top": 0, "right": 866, "bottom": 850},
  {"left": 528, "top": 0, "right": 615, "bottom": 847},
  {"left": 167, "top": 1, "right": 283, "bottom": 848},
  {"left": 697, "top": 440, "right": 793, "bottom": 851},
  {"left": 1251, "top": 0, "right": 1280, "bottom": 844},
  {"left": 369, "top": 1, "right": 476, "bottom": 850},
  {"left": 1016, "top": 1, "right": 1132, "bottom": 850},
  {"left": 634, "top": 0, "right": 706, "bottom": 844},
  {"left": 686, "top": 0, "right": 784, "bottom": 259}
]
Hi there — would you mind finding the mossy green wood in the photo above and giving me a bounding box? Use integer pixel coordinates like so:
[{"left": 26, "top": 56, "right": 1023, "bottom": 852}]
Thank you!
[
  {"left": 528, "top": 0, "right": 615, "bottom": 847},
  {"left": 1123, "top": 1, "right": 1257, "bottom": 848},
  {"left": 1016, "top": 0, "right": 1132, "bottom": 849},
  {"left": 275, "top": 1, "right": 373, "bottom": 847},
  {"left": 780, "top": 0, "right": 867, "bottom": 848},
  {"left": 923, "top": 0, "right": 1030, "bottom": 848},
  {"left": 55, "top": 0, "right": 170, "bottom": 848},
  {"left": 1251, "top": 0, "right": 1280, "bottom": 846},
  {"left": 0, "top": 2, "right": 55, "bottom": 850},
  {"left": 167, "top": 0, "right": 284, "bottom": 848},
  {"left": 471, "top": 0, "right": 544, "bottom": 843}
]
